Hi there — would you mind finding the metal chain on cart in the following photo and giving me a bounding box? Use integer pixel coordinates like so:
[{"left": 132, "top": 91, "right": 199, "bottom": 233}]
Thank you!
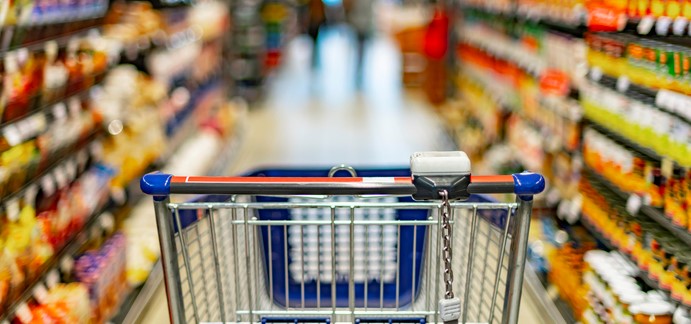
[
  {"left": 440, "top": 190, "right": 454, "bottom": 299},
  {"left": 438, "top": 190, "right": 460, "bottom": 323}
]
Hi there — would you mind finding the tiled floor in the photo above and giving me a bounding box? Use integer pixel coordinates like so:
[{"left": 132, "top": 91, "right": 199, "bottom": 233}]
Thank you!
[{"left": 138, "top": 27, "right": 544, "bottom": 323}]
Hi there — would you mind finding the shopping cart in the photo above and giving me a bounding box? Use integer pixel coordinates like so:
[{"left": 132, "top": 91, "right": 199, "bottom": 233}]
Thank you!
[{"left": 141, "top": 152, "right": 545, "bottom": 324}]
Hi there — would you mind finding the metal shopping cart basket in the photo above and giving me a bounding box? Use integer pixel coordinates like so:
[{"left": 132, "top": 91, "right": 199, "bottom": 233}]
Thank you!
[{"left": 141, "top": 152, "right": 545, "bottom": 324}]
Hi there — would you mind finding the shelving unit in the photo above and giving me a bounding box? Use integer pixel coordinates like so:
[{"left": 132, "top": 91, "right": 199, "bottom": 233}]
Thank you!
[
  {"left": 459, "top": 5, "right": 586, "bottom": 37},
  {"left": 0, "top": 202, "right": 111, "bottom": 323},
  {"left": 585, "top": 120, "right": 661, "bottom": 162},
  {"left": 587, "top": 71, "right": 691, "bottom": 128},
  {"left": 111, "top": 118, "right": 244, "bottom": 323},
  {"left": 451, "top": 0, "right": 691, "bottom": 321},
  {"left": 580, "top": 219, "right": 664, "bottom": 293},
  {"left": 0, "top": 0, "right": 240, "bottom": 322},
  {"left": 584, "top": 166, "right": 691, "bottom": 246}
]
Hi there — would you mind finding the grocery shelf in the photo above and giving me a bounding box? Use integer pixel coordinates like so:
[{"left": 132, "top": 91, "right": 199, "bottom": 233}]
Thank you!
[
  {"left": 0, "top": 200, "right": 111, "bottom": 321},
  {"left": 1, "top": 27, "right": 102, "bottom": 56},
  {"left": 639, "top": 203, "right": 691, "bottom": 246},
  {"left": 458, "top": 38, "right": 543, "bottom": 79},
  {"left": 583, "top": 167, "right": 691, "bottom": 247},
  {"left": 0, "top": 71, "right": 108, "bottom": 131},
  {"left": 621, "top": 16, "right": 691, "bottom": 39},
  {"left": 460, "top": 5, "right": 586, "bottom": 37},
  {"left": 524, "top": 263, "right": 575, "bottom": 324},
  {"left": 0, "top": 129, "right": 103, "bottom": 207},
  {"left": 580, "top": 219, "right": 663, "bottom": 293},
  {"left": 587, "top": 71, "right": 691, "bottom": 124},
  {"left": 112, "top": 117, "right": 243, "bottom": 322},
  {"left": 585, "top": 120, "right": 662, "bottom": 162},
  {"left": 587, "top": 70, "right": 657, "bottom": 99}
]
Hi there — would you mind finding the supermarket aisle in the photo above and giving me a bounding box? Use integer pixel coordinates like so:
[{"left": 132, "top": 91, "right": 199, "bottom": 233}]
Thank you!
[
  {"left": 227, "top": 29, "right": 453, "bottom": 173},
  {"left": 139, "top": 27, "right": 541, "bottom": 323}
]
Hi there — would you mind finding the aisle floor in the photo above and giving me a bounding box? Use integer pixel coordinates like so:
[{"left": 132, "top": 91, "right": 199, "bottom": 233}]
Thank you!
[{"left": 138, "top": 27, "right": 544, "bottom": 323}]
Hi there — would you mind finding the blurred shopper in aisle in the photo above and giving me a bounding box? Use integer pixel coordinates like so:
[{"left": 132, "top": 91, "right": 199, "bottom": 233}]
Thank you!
[
  {"left": 305, "top": 0, "right": 326, "bottom": 68},
  {"left": 344, "top": 0, "right": 375, "bottom": 89}
]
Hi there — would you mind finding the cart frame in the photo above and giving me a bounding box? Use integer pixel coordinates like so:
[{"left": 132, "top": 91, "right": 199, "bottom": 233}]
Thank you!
[{"left": 142, "top": 162, "right": 544, "bottom": 324}]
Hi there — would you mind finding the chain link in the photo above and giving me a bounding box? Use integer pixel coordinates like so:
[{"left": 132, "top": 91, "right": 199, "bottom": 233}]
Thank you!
[{"left": 440, "top": 190, "right": 454, "bottom": 299}]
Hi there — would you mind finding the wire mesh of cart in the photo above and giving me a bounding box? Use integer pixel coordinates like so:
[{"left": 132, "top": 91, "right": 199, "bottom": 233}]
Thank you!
[{"left": 141, "top": 152, "right": 545, "bottom": 324}]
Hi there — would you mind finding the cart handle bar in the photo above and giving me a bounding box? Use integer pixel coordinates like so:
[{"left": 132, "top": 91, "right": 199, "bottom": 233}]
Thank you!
[{"left": 141, "top": 172, "right": 544, "bottom": 201}]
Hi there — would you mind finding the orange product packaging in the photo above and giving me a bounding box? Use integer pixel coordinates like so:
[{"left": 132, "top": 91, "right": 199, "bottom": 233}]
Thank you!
[
  {"left": 668, "top": 0, "right": 683, "bottom": 17},
  {"left": 683, "top": 0, "right": 691, "bottom": 18},
  {"left": 630, "top": 0, "right": 642, "bottom": 16},
  {"left": 651, "top": 0, "right": 668, "bottom": 17},
  {"left": 588, "top": 5, "right": 628, "bottom": 31},
  {"left": 639, "top": 0, "right": 652, "bottom": 16},
  {"left": 606, "top": 0, "right": 630, "bottom": 11}
]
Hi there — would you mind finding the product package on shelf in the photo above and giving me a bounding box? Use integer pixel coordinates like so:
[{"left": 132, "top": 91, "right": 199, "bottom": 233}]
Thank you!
[
  {"left": 229, "top": 0, "right": 266, "bottom": 101},
  {"left": 0, "top": 0, "right": 109, "bottom": 51},
  {"left": 17, "top": 283, "right": 92, "bottom": 323},
  {"left": 0, "top": 0, "right": 237, "bottom": 321},
  {"left": 0, "top": 162, "right": 112, "bottom": 312},
  {"left": 261, "top": 0, "right": 292, "bottom": 69},
  {"left": 460, "top": 0, "right": 587, "bottom": 29},
  {"left": 455, "top": 1, "right": 691, "bottom": 322},
  {"left": 584, "top": 0, "right": 691, "bottom": 36},
  {"left": 12, "top": 229, "right": 127, "bottom": 324},
  {"left": 546, "top": 238, "right": 594, "bottom": 319},
  {"left": 581, "top": 250, "right": 682, "bottom": 324},
  {"left": 452, "top": 10, "right": 585, "bottom": 203},
  {"left": 580, "top": 169, "right": 691, "bottom": 311},
  {"left": 73, "top": 233, "right": 127, "bottom": 323},
  {"left": 94, "top": 66, "right": 167, "bottom": 190},
  {"left": 0, "top": 32, "right": 120, "bottom": 126},
  {"left": 585, "top": 32, "right": 691, "bottom": 96}
]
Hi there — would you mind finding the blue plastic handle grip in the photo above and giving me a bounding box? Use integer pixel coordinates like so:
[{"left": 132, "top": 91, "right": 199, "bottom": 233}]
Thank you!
[
  {"left": 512, "top": 172, "right": 546, "bottom": 200},
  {"left": 141, "top": 172, "right": 173, "bottom": 196}
]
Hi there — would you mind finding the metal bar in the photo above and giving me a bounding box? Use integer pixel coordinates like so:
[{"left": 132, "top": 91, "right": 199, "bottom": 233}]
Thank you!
[
  {"left": 316, "top": 219, "right": 321, "bottom": 309},
  {"left": 379, "top": 222, "right": 385, "bottom": 311},
  {"left": 489, "top": 207, "right": 513, "bottom": 324},
  {"left": 153, "top": 198, "right": 186, "bottom": 324},
  {"left": 461, "top": 206, "right": 479, "bottom": 324},
  {"left": 284, "top": 224, "right": 290, "bottom": 309},
  {"left": 300, "top": 225, "right": 305, "bottom": 309},
  {"left": 174, "top": 201, "right": 516, "bottom": 210},
  {"left": 349, "top": 206, "right": 355, "bottom": 321},
  {"left": 502, "top": 199, "right": 533, "bottom": 324},
  {"left": 330, "top": 206, "right": 336, "bottom": 315},
  {"left": 425, "top": 218, "right": 432, "bottom": 316},
  {"left": 206, "top": 208, "right": 227, "bottom": 323},
  {"left": 434, "top": 205, "right": 442, "bottom": 324},
  {"left": 244, "top": 206, "right": 255, "bottom": 322},
  {"left": 411, "top": 225, "right": 417, "bottom": 312},
  {"left": 193, "top": 219, "right": 212, "bottom": 320},
  {"left": 170, "top": 180, "right": 416, "bottom": 196},
  {"left": 231, "top": 219, "right": 439, "bottom": 226},
  {"left": 161, "top": 175, "right": 521, "bottom": 196},
  {"left": 255, "top": 214, "right": 264, "bottom": 317},
  {"left": 268, "top": 224, "right": 274, "bottom": 310},
  {"left": 233, "top": 310, "right": 436, "bottom": 316},
  {"left": 395, "top": 224, "right": 401, "bottom": 310},
  {"left": 231, "top": 207, "right": 240, "bottom": 320},
  {"left": 174, "top": 208, "right": 200, "bottom": 323},
  {"left": 363, "top": 217, "right": 369, "bottom": 311},
  {"left": 477, "top": 221, "right": 491, "bottom": 321}
]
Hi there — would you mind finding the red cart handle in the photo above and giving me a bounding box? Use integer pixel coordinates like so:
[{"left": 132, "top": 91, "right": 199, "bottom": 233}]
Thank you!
[{"left": 141, "top": 172, "right": 544, "bottom": 201}]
